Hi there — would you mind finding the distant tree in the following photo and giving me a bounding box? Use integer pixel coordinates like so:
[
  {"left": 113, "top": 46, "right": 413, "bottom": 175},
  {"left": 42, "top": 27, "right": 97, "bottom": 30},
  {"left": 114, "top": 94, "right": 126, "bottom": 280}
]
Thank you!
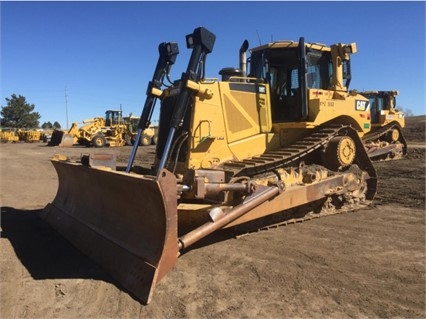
[
  {"left": 1, "top": 94, "right": 41, "bottom": 128},
  {"left": 53, "top": 121, "right": 61, "bottom": 129},
  {"left": 41, "top": 121, "right": 53, "bottom": 129},
  {"left": 397, "top": 105, "right": 414, "bottom": 117},
  {"left": 405, "top": 109, "right": 414, "bottom": 117}
]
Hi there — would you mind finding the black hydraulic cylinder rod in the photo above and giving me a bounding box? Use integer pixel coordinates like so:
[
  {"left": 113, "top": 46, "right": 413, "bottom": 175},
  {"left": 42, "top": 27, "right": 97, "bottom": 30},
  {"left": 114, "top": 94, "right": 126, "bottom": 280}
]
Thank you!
[
  {"left": 298, "top": 37, "right": 309, "bottom": 121},
  {"left": 170, "top": 46, "right": 202, "bottom": 129},
  {"left": 345, "top": 60, "right": 352, "bottom": 89},
  {"left": 156, "top": 27, "right": 216, "bottom": 176},
  {"left": 138, "top": 42, "right": 179, "bottom": 131},
  {"left": 126, "top": 42, "right": 179, "bottom": 173}
]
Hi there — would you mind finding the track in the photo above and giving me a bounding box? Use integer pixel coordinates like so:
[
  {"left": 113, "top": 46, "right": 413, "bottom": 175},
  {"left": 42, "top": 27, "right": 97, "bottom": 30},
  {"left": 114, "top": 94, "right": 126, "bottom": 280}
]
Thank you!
[
  {"left": 218, "top": 124, "right": 377, "bottom": 233},
  {"left": 221, "top": 124, "right": 376, "bottom": 199},
  {"left": 362, "top": 122, "right": 407, "bottom": 161},
  {"left": 234, "top": 191, "right": 372, "bottom": 236}
]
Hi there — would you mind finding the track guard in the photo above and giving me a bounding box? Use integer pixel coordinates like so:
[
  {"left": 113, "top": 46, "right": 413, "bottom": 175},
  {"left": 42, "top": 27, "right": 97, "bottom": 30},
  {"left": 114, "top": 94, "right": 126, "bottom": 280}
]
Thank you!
[{"left": 41, "top": 160, "right": 178, "bottom": 304}]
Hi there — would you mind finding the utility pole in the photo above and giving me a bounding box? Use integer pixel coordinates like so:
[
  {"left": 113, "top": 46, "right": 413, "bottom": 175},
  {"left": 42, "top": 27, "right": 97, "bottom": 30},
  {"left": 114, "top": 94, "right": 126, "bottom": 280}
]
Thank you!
[{"left": 65, "top": 87, "right": 69, "bottom": 129}]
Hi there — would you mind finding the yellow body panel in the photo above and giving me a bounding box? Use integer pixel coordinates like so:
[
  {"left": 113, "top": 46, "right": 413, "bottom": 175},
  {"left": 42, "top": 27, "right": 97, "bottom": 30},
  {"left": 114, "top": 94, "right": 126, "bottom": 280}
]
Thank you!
[
  {"left": 274, "top": 89, "right": 370, "bottom": 146},
  {"left": 371, "top": 110, "right": 405, "bottom": 132},
  {"left": 188, "top": 80, "right": 277, "bottom": 169},
  {"left": 373, "top": 110, "right": 405, "bottom": 131},
  {"left": 185, "top": 80, "right": 370, "bottom": 169}
]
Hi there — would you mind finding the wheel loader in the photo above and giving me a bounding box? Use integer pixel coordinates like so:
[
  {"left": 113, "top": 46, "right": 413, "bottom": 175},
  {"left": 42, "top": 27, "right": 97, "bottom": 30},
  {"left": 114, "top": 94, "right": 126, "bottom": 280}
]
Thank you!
[
  {"left": 49, "top": 110, "right": 131, "bottom": 147},
  {"left": 360, "top": 90, "right": 407, "bottom": 160},
  {"left": 42, "top": 27, "right": 377, "bottom": 304}
]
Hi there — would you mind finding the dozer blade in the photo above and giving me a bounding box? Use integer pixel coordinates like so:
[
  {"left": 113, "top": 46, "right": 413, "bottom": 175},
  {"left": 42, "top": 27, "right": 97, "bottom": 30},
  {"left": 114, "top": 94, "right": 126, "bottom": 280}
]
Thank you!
[{"left": 41, "top": 160, "right": 179, "bottom": 304}]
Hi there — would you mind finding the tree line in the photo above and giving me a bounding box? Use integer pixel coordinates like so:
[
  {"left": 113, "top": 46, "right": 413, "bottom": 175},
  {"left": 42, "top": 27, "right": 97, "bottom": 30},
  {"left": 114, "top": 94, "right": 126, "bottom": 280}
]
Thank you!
[{"left": 0, "top": 94, "right": 61, "bottom": 129}]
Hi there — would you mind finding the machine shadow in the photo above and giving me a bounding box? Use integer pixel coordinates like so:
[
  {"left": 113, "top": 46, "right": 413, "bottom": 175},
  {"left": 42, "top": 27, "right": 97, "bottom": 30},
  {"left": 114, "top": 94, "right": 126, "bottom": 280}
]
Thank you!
[
  {"left": 0, "top": 206, "right": 241, "bottom": 279},
  {"left": 0, "top": 206, "right": 111, "bottom": 282}
]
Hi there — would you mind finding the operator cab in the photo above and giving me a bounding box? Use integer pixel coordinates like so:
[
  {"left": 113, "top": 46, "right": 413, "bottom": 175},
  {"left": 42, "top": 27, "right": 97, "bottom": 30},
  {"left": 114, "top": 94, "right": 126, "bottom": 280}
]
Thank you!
[
  {"left": 248, "top": 39, "right": 353, "bottom": 123},
  {"left": 105, "top": 110, "right": 123, "bottom": 126},
  {"left": 362, "top": 91, "right": 399, "bottom": 124}
]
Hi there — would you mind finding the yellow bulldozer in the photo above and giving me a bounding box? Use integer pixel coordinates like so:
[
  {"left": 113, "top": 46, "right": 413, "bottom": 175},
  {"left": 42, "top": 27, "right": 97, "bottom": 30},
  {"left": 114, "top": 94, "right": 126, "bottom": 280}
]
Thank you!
[
  {"left": 42, "top": 27, "right": 377, "bottom": 304},
  {"left": 49, "top": 110, "right": 131, "bottom": 147},
  {"left": 360, "top": 90, "right": 407, "bottom": 160}
]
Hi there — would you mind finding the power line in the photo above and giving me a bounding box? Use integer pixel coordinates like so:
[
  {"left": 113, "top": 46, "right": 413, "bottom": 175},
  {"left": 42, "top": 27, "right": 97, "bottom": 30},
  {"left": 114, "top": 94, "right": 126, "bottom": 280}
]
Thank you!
[{"left": 65, "top": 87, "right": 69, "bottom": 129}]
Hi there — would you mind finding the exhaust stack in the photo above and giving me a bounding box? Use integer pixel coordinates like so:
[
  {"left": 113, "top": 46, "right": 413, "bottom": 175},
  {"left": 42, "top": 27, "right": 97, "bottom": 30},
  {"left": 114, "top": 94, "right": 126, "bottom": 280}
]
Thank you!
[{"left": 239, "top": 40, "right": 249, "bottom": 77}]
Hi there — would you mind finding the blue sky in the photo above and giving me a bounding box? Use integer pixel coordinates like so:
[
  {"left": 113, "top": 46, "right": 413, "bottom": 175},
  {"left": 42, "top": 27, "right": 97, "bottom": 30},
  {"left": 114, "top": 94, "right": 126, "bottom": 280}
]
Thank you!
[{"left": 1, "top": 1, "right": 425, "bottom": 128}]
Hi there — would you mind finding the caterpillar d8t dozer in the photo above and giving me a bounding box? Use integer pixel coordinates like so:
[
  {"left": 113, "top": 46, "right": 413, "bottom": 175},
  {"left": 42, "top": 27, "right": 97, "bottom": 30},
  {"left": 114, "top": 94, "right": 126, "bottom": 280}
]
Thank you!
[
  {"left": 42, "top": 27, "right": 377, "bottom": 304},
  {"left": 360, "top": 90, "right": 407, "bottom": 161}
]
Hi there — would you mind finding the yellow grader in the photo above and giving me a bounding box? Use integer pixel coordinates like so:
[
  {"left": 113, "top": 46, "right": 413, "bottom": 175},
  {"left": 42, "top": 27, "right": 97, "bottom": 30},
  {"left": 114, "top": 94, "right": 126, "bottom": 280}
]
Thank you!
[
  {"left": 49, "top": 110, "right": 131, "bottom": 147},
  {"left": 42, "top": 27, "right": 377, "bottom": 304},
  {"left": 360, "top": 90, "right": 407, "bottom": 160}
]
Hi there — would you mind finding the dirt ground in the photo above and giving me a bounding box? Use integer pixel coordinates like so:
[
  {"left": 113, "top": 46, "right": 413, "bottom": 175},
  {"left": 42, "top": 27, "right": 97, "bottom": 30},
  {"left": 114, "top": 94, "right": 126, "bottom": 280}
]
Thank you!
[{"left": 1, "top": 116, "right": 425, "bottom": 318}]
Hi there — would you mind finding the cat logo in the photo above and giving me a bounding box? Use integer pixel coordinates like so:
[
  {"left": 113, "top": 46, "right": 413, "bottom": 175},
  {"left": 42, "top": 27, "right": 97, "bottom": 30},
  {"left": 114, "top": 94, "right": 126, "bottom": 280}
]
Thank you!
[{"left": 355, "top": 100, "right": 369, "bottom": 111}]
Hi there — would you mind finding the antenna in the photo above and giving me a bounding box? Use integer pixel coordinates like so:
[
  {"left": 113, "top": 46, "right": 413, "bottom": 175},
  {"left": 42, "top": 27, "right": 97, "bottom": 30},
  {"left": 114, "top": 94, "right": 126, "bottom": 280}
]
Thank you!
[
  {"left": 65, "top": 87, "right": 69, "bottom": 129},
  {"left": 256, "top": 30, "right": 262, "bottom": 45}
]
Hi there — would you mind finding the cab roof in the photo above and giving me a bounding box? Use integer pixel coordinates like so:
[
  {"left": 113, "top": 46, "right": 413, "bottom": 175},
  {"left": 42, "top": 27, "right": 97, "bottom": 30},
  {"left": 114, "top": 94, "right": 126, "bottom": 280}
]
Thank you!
[{"left": 250, "top": 40, "right": 330, "bottom": 53}]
